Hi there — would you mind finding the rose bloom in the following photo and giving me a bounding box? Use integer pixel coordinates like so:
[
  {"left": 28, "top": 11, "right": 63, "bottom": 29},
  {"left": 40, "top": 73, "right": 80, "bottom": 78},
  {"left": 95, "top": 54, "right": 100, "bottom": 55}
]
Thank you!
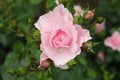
[
  {"left": 74, "top": 5, "right": 84, "bottom": 16},
  {"left": 35, "top": 4, "right": 92, "bottom": 69},
  {"left": 104, "top": 31, "right": 120, "bottom": 52},
  {"left": 95, "top": 21, "right": 105, "bottom": 34}
]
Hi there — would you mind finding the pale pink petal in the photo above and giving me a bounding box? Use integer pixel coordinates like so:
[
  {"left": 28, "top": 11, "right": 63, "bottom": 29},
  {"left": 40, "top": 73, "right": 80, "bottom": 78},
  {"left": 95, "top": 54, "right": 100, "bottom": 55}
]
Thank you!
[
  {"left": 75, "top": 24, "right": 92, "bottom": 47},
  {"left": 74, "top": 5, "right": 84, "bottom": 16},
  {"left": 35, "top": 11, "right": 63, "bottom": 31},
  {"left": 40, "top": 53, "right": 48, "bottom": 61},
  {"left": 56, "top": 64, "right": 69, "bottom": 69},
  {"left": 53, "top": 4, "right": 73, "bottom": 21},
  {"left": 55, "top": 0, "right": 59, "bottom": 5},
  {"left": 50, "top": 48, "right": 72, "bottom": 65}
]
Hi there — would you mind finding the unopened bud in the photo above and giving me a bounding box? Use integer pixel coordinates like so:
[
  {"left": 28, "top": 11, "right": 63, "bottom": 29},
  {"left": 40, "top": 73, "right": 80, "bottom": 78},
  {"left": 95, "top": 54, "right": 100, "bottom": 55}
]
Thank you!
[
  {"left": 82, "top": 41, "right": 94, "bottom": 53},
  {"left": 85, "top": 11, "right": 94, "bottom": 19},
  {"left": 40, "top": 60, "right": 50, "bottom": 68},
  {"left": 97, "top": 51, "right": 104, "bottom": 63}
]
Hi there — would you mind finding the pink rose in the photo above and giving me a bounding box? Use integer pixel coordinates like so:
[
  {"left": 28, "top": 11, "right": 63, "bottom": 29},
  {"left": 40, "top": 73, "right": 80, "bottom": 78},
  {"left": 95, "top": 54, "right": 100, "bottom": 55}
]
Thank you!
[
  {"left": 97, "top": 51, "right": 104, "bottom": 63},
  {"left": 85, "top": 11, "right": 94, "bottom": 19},
  {"left": 95, "top": 21, "right": 105, "bottom": 34},
  {"left": 74, "top": 5, "right": 84, "bottom": 16},
  {"left": 104, "top": 31, "right": 120, "bottom": 52},
  {"left": 35, "top": 4, "right": 92, "bottom": 69}
]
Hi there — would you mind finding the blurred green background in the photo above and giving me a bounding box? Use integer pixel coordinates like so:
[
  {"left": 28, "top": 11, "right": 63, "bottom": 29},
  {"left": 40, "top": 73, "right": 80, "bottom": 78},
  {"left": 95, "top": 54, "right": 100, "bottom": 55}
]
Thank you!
[{"left": 0, "top": 0, "right": 120, "bottom": 80}]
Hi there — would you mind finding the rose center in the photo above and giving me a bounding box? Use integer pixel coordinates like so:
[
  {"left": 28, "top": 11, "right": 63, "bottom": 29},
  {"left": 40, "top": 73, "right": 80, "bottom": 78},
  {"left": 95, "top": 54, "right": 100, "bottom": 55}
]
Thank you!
[{"left": 51, "top": 29, "right": 72, "bottom": 48}]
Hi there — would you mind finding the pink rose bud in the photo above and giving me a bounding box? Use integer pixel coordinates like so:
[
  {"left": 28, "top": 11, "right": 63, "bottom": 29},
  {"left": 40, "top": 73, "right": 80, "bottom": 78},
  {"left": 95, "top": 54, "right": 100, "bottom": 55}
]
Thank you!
[
  {"left": 95, "top": 21, "right": 105, "bottom": 34},
  {"left": 97, "top": 52, "right": 104, "bottom": 63},
  {"left": 74, "top": 5, "right": 84, "bottom": 16},
  {"left": 104, "top": 31, "right": 120, "bottom": 52},
  {"left": 85, "top": 11, "right": 94, "bottom": 19},
  {"left": 35, "top": 4, "right": 92, "bottom": 69},
  {"left": 40, "top": 60, "right": 50, "bottom": 68}
]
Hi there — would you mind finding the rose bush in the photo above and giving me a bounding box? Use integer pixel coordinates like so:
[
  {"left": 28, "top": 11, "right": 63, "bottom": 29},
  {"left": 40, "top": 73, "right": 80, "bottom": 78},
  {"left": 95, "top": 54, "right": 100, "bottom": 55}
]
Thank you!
[{"left": 35, "top": 4, "right": 92, "bottom": 69}]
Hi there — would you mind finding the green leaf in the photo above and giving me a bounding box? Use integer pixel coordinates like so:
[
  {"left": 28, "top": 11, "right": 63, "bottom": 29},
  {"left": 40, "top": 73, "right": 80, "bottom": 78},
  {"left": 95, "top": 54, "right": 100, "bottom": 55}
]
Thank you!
[
  {"left": 12, "top": 41, "right": 24, "bottom": 52},
  {"left": 2, "top": 72, "right": 17, "bottom": 80},
  {"left": 87, "top": 68, "right": 96, "bottom": 79},
  {"left": 2, "top": 52, "right": 19, "bottom": 79},
  {"left": 18, "top": 22, "right": 31, "bottom": 33},
  {"left": 76, "top": 56, "right": 87, "bottom": 66},
  {"left": 17, "top": 67, "right": 27, "bottom": 76},
  {"left": 66, "top": 0, "right": 74, "bottom": 7},
  {"left": 52, "top": 65, "right": 85, "bottom": 80},
  {"left": 0, "top": 33, "right": 7, "bottom": 46},
  {"left": 46, "top": 0, "right": 56, "bottom": 10},
  {"left": 96, "top": 17, "right": 105, "bottom": 23},
  {"left": 0, "top": 23, "right": 3, "bottom": 29},
  {"left": 74, "top": 16, "right": 83, "bottom": 24},
  {"left": 67, "top": 59, "right": 77, "bottom": 67},
  {"left": 115, "top": 52, "right": 120, "bottom": 61},
  {"left": 30, "top": 0, "right": 42, "bottom": 5},
  {"left": 66, "top": 0, "right": 75, "bottom": 14},
  {"left": 3, "top": 52, "right": 20, "bottom": 69},
  {"left": 7, "top": 69, "right": 16, "bottom": 75},
  {"left": 30, "top": 49, "right": 41, "bottom": 61}
]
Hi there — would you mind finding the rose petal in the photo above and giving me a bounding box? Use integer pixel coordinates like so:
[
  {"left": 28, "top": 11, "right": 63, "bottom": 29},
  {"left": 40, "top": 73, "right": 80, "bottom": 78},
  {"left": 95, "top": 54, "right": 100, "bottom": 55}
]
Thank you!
[
  {"left": 56, "top": 64, "right": 69, "bottom": 69},
  {"left": 75, "top": 24, "right": 92, "bottom": 47}
]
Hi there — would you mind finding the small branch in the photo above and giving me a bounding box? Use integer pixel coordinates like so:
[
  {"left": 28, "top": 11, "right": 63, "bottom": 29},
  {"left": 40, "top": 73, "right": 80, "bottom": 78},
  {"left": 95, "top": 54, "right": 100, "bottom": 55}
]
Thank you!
[{"left": 1, "top": 27, "right": 26, "bottom": 36}]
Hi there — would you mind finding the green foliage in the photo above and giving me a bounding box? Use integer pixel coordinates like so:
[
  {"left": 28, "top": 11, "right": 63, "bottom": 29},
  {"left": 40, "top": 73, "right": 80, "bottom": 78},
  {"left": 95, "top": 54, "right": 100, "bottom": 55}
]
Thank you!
[
  {"left": 87, "top": 68, "right": 96, "bottom": 79},
  {"left": 74, "top": 16, "right": 83, "bottom": 25},
  {"left": 66, "top": 0, "right": 75, "bottom": 14},
  {"left": 96, "top": 17, "right": 105, "bottom": 23},
  {"left": 0, "top": 0, "right": 45, "bottom": 79},
  {"left": 12, "top": 42, "right": 24, "bottom": 52},
  {"left": 0, "top": 33, "right": 7, "bottom": 47},
  {"left": 30, "top": 49, "right": 41, "bottom": 61},
  {"left": 46, "top": 0, "right": 56, "bottom": 10},
  {"left": 76, "top": 55, "right": 87, "bottom": 66},
  {"left": 30, "top": 0, "right": 42, "bottom": 5}
]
